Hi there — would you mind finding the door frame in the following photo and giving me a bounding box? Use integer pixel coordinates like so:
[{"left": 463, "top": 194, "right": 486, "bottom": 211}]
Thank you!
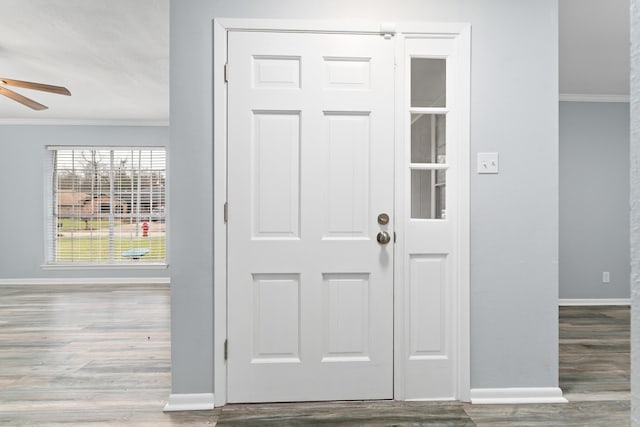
[{"left": 213, "top": 18, "right": 470, "bottom": 406}]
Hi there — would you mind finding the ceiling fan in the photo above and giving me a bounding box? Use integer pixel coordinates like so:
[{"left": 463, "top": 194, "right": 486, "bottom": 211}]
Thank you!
[{"left": 0, "top": 78, "right": 71, "bottom": 111}]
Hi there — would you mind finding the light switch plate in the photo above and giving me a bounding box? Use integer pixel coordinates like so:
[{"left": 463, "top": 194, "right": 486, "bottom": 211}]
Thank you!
[{"left": 477, "top": 152, "right": 499, "bottom": 174}]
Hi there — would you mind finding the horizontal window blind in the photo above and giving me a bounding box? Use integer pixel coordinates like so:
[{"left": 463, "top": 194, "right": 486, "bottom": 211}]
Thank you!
[{"left": 46, "top": 148, "right": 166, "bottom": 264}]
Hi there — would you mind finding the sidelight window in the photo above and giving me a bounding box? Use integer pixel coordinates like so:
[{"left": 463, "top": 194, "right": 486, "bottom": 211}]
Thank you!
[{"left": 410, "top": 58, "right": 448, "bottom": 220}]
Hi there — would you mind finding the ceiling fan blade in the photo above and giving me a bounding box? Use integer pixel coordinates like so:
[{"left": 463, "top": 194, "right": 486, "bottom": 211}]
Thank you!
[
  {"left": 0, "top": 78, "right": 71, "bottom": 96},
  {"left": 0, "top": 86, "right": 48, "bottom": 110}
]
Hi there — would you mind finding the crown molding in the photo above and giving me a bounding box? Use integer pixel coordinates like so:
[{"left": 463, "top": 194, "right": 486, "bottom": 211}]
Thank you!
[
  {"left": 559, "top": 298, "right": 630, "bottom": 306},
  {"left": 559, "top": 93, "right": 630, "bottom": 103},
  {"left": 0, "top": 277, "right": 170, "bottom": 286},
  {"left": 0, "top": 118, "right": 169, "bottom": 126}
]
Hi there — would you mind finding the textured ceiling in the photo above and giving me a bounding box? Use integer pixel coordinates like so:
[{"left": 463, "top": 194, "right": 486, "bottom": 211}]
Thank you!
[
  {"left": 0, "top": 0, "right": 169, "bottom": 123},
  {"left": 559, "top": 0, "right": 630, "bottom": 98},
  {"left": 0, "top": 1, "right": 629, "bottom": 123}
]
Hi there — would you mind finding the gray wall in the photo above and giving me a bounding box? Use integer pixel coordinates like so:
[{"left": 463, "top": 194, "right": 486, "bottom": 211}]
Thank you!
[
  {"left": 630, "top": 0, "right": 639, "bottom": 424},
  {"left": 0, "top": 125, "right": 170, "bottom": 279},
  {"left": 170, "top": 0, "right": 559, "bottom": 394},
  {"left": 560, "top": 101, "right": 630, "bottom": 300}
]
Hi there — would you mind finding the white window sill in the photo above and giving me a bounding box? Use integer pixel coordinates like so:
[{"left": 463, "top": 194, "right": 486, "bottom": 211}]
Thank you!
[{"left": 41, "top": 263, "right": 169, "bottom": 270}]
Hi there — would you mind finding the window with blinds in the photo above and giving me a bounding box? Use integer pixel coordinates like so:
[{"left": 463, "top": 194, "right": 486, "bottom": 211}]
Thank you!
[{"left": 46, "top": 148, "right": 166, "bottom": 265}]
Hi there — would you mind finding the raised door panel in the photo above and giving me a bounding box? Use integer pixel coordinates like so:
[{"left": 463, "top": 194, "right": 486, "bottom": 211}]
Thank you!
[
  {"left": 252, "top": 111, "right": 301, "bottom": 238},
  {"left": 408, "top": 255, "right": 448, "bottom": 358},
  {"left": 252, "top": 274, "right": 301, "bottom": 363},
  {"left": 253, "top": 56, "right": 301, "bottom": 88},
  {"left": 322, "top": 273, "right": 371, "bottom": 362},
  {"left": 323, "top": 112, "right": 371, "bottom": 239}
]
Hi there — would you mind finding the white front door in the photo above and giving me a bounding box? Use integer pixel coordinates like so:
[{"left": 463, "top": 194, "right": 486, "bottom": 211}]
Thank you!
[{"left": 226, "top": 31, "right": 395, "bottom": 402}]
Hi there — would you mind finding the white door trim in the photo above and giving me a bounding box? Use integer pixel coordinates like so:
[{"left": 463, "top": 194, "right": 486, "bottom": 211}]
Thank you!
[
  {"left": 456, "top": 25, "right": 471, "bottom": 400},
  {"left": 213, "top": 18, "right": 470, "bottom": 407}
]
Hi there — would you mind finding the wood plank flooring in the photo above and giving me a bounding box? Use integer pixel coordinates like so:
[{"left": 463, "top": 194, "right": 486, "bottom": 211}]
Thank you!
[
  {"left": 559, "top": 305, "right": 630, "bottom": 401},
  {"left": 0, "top": 286, "right": 630, "bottom": 426}
]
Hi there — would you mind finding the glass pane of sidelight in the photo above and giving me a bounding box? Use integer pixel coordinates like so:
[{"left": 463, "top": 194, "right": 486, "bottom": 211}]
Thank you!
[
  {"left": 411, "top": 114, "right": 446, "bottom": 164},
  {"left": 411, "top": 169, "right": 447, "bottom": 219},
  {"left": 411, "top": 58, "right": 446, "bottom": 108}
]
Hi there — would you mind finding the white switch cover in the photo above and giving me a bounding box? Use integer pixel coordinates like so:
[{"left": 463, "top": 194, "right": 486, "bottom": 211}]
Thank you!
[{"left": 477, "top": 152, "right": 499, "bottom": 174}]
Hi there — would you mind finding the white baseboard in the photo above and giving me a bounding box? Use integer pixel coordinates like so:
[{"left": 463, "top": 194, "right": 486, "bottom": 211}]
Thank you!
[
  {"left": 559, "top": 298, "right": 631, "bottom": 306},
  {"left": 0, "top": 277, "right": 170, "bottom": 286},
  {"left": 470, "top": 387, "right": 567, "bottom": 404},
  {"left": 163, "top": 393, "right": 215, "bottom": 412}
]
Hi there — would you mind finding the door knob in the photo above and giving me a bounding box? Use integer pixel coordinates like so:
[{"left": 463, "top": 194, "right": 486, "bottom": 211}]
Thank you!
[{"left": 376, "top": 231, "right": 391, "bottom": 245}]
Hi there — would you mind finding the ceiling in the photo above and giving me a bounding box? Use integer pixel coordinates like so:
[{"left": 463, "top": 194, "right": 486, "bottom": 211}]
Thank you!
[
  {"left": 0, "top": 0, "right": 629, "bottom": 123},
  {"left": 559, "top": 0, "right": 630, "bottom": 99},
  {"left": 0, "top": 0, "right": 169, "bottom": 124}
]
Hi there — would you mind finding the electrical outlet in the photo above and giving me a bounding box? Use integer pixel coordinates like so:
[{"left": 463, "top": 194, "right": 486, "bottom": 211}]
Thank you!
[{"left": 602, "top": 271, "right": 610, "bottom": 284}]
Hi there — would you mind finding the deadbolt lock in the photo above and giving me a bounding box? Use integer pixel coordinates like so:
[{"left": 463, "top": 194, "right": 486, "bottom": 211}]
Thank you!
[{"left": 377, "top": 213, "right": 390, "bottom": 225}]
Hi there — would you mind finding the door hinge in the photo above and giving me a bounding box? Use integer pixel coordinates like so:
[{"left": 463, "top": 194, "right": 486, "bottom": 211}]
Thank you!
[
  {"left": 224, "top": 339, "right": 228, "bottom": 361},
  {"left": 224, "top": 202, "right": 228, "bottom": 223},
  {"left": 224, "top": 63, "right": 229, "bottom": 83},
  {"left": 394, "top": 231, "right": 396, "bottom": 243}
]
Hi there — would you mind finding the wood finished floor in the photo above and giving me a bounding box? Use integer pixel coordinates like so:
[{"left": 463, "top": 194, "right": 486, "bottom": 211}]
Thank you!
[{"left": 0, "top": 286, "right": 630, "bottom": 426}]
